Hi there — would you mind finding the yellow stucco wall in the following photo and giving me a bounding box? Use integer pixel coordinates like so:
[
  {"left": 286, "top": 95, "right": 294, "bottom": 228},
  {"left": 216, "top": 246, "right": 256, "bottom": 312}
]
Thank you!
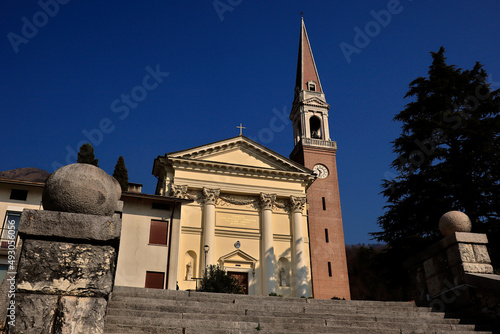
[
  {"left": 114, "top": 197, "right": 176, "bottom": 288},
  {"left": 176, "top": 200, "right": 311, "bottom": 297}
]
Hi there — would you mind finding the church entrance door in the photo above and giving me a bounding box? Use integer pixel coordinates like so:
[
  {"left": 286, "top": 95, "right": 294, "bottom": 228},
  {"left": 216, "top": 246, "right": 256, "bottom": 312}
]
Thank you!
[{"left": 228, "top": 271, "right": 248, "bottom": 294}]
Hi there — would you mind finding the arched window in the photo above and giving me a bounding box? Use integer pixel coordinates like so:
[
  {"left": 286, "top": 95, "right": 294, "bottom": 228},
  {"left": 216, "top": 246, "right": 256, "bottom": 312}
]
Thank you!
[{"left": 309, "top": 116, "right": 322, "bottom": 139}]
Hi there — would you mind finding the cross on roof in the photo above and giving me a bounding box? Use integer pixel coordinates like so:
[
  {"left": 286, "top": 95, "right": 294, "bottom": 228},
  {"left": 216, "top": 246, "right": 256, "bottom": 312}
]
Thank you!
[{"left": 237, "top": 123, "right": 246, "bottom": 136}]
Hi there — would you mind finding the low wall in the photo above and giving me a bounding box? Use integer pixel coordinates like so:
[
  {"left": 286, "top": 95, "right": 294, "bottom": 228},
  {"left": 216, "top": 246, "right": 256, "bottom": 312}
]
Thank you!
[{"left": 405, "top": 232, "right": 500, "bottom": 321}]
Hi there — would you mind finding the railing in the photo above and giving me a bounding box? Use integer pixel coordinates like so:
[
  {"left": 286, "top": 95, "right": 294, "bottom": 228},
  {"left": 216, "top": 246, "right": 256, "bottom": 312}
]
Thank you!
[{"left": 302, "top": 138, "right": 337, "bottom": 148}]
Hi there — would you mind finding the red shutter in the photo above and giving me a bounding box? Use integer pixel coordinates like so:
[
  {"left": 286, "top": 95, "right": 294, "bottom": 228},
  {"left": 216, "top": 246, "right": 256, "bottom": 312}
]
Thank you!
[
  {"left": 145, "top": 271, "right": 164, "bottom": 289},
  {"left": 149, "top": 220, "right": 168, "bottom": 245}
]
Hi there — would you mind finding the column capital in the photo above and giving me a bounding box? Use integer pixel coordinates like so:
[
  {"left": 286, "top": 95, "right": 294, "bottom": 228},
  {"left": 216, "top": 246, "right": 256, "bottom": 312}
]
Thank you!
[
  {"left": 259, "top": 193, "right": 276, "bottom": 211},
  {"left": 289, "top": 196, "right": 306, "bottom": 213},
  {"left": 202, "top": 188, "right": 220, "bottom": 205},
  {"left": 171, "top": 184, "right": 189, "bottom": 199}
]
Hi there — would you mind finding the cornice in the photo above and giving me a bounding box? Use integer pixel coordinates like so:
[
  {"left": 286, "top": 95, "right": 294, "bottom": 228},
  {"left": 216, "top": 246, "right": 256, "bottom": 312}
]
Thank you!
[
  {"left": 173, "top": 179, "right": 308, "bottom": 198},
  {"left": 168, "top": 157, "right": 314, "bottom": 183}
]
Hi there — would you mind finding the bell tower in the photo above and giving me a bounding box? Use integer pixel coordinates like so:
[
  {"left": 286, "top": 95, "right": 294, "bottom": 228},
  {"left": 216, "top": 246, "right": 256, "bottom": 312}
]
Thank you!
[{"left": 290, "top": 17, "right": 351, "bottom": 300}]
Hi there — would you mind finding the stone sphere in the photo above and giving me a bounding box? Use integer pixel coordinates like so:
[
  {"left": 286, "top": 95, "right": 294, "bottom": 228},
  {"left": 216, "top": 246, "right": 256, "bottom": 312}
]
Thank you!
[
  {"left": 439, "top": 211, "right": 472, "bottom": 236},
  {"left": 43, "top": 164, "right": 121, "bottom": 216}
]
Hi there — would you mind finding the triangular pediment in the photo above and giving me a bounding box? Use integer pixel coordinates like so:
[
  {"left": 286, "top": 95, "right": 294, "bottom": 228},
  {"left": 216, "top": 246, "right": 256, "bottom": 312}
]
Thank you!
[
  {"left": 302, "top": 97, "right": 330, "bottom": 109},
  {"left": 219, "top": 249, "right": 257, "bottom": 265},
  {"left": 166, "top": 136, "right": 311, "bottom": 174}
]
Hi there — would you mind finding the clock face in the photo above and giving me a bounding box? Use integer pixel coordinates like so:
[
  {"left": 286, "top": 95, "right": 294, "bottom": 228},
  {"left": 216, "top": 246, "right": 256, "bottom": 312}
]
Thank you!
[{"left": 313, "top": 164, "right": 329, "bottom": 179}]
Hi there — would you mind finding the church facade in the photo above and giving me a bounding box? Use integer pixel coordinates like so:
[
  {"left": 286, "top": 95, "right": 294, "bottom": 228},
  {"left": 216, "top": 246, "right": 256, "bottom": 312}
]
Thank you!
[
  {"left": 140, "top": 17, "right": 350, "bottom": 299},
  {"left": 152, "top": 136, "right": 315, "bottom": 297}
]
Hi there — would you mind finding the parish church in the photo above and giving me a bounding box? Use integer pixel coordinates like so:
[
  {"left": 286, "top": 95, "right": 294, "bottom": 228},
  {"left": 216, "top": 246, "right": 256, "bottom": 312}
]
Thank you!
[
  {"left": 117, "top": 17, "right": 349, "bottom": 299},
  {"left": 0, "top": 18, "right": 350, "bottom": 300}
]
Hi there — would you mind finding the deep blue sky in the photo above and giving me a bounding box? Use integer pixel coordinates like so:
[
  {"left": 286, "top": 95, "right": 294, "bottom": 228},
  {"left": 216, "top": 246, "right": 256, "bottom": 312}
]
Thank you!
[{"left": 1, "top": 1, "right": 499, "bottom": 245}]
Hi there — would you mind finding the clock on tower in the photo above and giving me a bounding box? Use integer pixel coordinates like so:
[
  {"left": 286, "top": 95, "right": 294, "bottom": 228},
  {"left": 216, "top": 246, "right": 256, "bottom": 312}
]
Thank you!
[{"left": 289, "top": 17, "right": 351, "bottom": 300}]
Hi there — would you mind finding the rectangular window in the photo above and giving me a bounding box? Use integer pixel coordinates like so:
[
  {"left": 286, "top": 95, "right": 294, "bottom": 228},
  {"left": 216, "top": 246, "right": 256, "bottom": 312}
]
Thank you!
[
  {"left": 152, "top": 202, "right": 170, "bottom": 211},
  {"left": 0, "top": 212, "right": 21, "bottom": 249},
  {"left": 145, "top": 271, "right": 164, "bottom": 289},
  {"left": 325, "top": 228, "right": 329, "bottom": 243},
  {"left": 10, "top": 189, "right": 28, "bottom": 201},
  {"left": 322, "top": 197, "right": 326, "bottom": 210},
  {"left": 328, "top": 262, "right": 332, "bottom": 277},
  {"left": 149, "top": 220, "right": 168, "bottom": 245}
]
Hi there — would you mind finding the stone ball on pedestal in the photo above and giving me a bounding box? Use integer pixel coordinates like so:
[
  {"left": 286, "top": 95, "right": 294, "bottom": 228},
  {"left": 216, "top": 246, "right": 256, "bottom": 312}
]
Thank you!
[
  {"left": 439, "top": 211, "right": 472, "bottom": 237},
  {"left": 42, "top": 163, "right": 121, "bottom": 216}
]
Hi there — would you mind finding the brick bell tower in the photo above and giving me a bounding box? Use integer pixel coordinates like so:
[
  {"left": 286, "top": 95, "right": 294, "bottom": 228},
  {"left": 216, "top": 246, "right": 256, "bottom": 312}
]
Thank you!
[{"left": 289, "top": 17, "right": 351, "bottom": 300}]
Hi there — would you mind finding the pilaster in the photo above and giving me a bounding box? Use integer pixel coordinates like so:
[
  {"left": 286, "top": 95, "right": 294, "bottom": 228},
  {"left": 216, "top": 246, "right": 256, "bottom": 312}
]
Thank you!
[
  {"left": 260, "top": 193, "right": 276, "bottom": 295},
  {"left": 290, "top": 195, "right": 308, "bottom": 297}
]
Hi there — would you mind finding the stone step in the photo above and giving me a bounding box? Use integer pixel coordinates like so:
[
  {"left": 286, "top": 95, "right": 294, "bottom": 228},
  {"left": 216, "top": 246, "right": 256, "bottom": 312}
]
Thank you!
[
  {"left": 107, "top": 295, "right": 438, "bottom": 317},
  {"left": 104, "top": 320, "right": 493, "bottom": 334},
  {"left": 105, "top": 310, "right": 480, "bottom": 331},
  {"left": 106, "top": 303, "right": 454, "bottom": 323},
  {"left": 109, "top": 287, "right": 431, "bottom": 310},
  {"left": 111, "top": 286, "right": 422, "bottom": 308},
  {"left": 104, "top": 287, "right": 496, "bottom": 334}
]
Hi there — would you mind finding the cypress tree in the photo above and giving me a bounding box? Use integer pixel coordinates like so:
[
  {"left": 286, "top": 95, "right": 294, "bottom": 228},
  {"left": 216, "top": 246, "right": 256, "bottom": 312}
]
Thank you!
[
  {"left": 113, "top": 156, "right": 129, "bottom": 192},
  {"left": 77, "top": 143, "right": 99, "bottom": 167}
]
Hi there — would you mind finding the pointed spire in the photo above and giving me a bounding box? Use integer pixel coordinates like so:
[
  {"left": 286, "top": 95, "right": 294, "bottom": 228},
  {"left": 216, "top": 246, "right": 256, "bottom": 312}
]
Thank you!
[{"left": 295, "top": 17, "right": 323, "bottom": 93}]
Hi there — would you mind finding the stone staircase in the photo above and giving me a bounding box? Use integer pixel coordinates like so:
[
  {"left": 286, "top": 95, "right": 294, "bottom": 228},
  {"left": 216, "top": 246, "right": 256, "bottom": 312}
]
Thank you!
[{"left": 104, "top": 286, "right": 498, "bottom": 334}]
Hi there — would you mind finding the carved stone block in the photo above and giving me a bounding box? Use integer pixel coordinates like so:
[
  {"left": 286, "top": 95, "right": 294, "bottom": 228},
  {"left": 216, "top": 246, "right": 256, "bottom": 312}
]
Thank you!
[
  {"left": 462, "top": 263, "right": 494, "bottom": 274},
  {"left": 16, "top": 240, "right": 116, "bottom": 297},
  {"left": 446, "top": 244, "right": 462, "bottom": 267},
  {"left": 19, "top": 210, "right": 121, "bottom": 242},
  {"left": 55, "top": 296, "right": 107, "bottom": 334},
  {"left": 458, "top": 243, "right": 476, "bottom": 263},
  {"left": 8, "top": 293, "right": 58, "bottom": 334},
  {"left": 472, "top": 244, "right": 491, "bottom": 264}
]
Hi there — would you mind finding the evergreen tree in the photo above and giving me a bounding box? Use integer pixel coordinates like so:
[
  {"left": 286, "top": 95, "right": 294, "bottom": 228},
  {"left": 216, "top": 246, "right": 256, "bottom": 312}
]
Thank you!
[
  {"left": 200, "top": 265, "right": 244, "bottom": 294},
  {"left": 113, "top": 156, "right": 129, "bottom": 192},
  {"left": 372, "top": 47, "right": 500, "bottom": 262},
  {"left": 77, "top": 143, "right": 99, "bottom": 167}
]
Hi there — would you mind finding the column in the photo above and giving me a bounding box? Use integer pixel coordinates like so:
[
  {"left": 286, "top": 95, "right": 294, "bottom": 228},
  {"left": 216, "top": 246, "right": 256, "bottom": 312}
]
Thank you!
[
  {"left": 260, "top": 193, "right": 276, "bottom": 295},
  {"left": 202, "top": 188, "right": 219, "bottom": 268},
  {"left": 167, "top": 203, "right": 182, "bottom": 290},
  {"left": 322, "top": 113, "right": 331, "bottom": 141},
  {"left": 301, "top": 113, "right": 309, "bottom": 139},
  {"left": 290, "top": 195, "right": 308, "bottom": 297}
]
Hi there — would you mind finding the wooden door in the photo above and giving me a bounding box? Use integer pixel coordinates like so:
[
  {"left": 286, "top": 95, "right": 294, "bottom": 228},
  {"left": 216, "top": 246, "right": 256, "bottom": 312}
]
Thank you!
[{"left": 228, "top": 271, "right": 248, "bottom": 294}]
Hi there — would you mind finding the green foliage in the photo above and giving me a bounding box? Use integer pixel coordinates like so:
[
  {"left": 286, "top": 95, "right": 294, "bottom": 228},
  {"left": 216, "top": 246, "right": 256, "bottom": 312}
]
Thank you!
[
  {"left": 113, "top": 156, "right": 129, "bottom": 192},
  {"left": 372, "top": 47, "right": 500, "bottom": 265},
  {"left": 199, "top": 265, "right": 244, "bottom": 294},
  {"left": 77, "top": 143, "right": 99, "bottom": 167}
]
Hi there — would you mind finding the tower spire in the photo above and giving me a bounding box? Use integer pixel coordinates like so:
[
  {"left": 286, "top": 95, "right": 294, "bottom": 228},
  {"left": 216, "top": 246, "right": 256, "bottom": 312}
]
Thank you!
[
  {"left": 289, "top": 18, "right": 351, "bottom": 301},
  {"left": 295, "top": 17, "right": 322, "bottom": 94}
]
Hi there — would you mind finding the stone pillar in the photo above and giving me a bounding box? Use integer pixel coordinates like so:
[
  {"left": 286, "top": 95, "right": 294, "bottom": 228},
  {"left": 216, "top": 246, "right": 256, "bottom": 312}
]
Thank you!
[
  {"left": 290, "top": 196, "right": 308, "bottom": 297},
  {"left": 260, "top": 193, "right": 276, "bottom": 295},
  {"left": 202, "top": 188, "right": 219, "bottom": 268},
  {"left": 10, "top": 210, "right": 121, "bottom": 334},
  {"left": 405, "top": 212, "right": 499, "bottom": 316},
  {"left": 2, "top": 164, "right": 121, "bottom": 334},
  {"left": 322, "top": 113, "right": 330, "bottom": 140}
]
